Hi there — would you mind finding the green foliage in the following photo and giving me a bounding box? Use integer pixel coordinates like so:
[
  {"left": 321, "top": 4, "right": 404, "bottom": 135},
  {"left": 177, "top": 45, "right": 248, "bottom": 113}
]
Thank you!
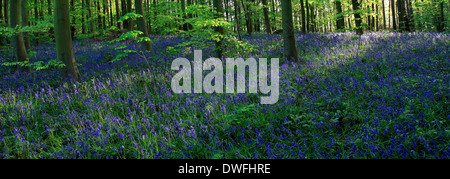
[
  {"left": 118, "top": 13, "right": 144, "bottom": 23},
  {"left": 1, "top": 59, "right": 66, "bottom": 71},
  {"left": 0, "top": 20, "right": 53, "bottom": 38}
]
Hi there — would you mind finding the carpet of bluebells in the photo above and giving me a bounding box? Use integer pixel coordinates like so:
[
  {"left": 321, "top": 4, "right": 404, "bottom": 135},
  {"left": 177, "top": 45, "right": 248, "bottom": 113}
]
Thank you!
[{"left": 0, "top": 32, "right": 449, "bottom": 159}]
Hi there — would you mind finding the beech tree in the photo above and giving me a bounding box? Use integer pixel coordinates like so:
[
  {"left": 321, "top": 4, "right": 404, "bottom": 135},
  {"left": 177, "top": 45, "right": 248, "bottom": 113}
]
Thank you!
[
  {"left": 54, "top": 0, "right": 81, "bottom": 81},
  {"left": 352, "top": 0, "right": 363, "bottom": 35},
  {"left": 136, "top": 0, "right": 152, "bottom": 51},
  {"left": 10, "top": 0, "right": 30, "bottom": 73},
  {"left": 281, "top": 0, "right": 300, "bottom": 63}
]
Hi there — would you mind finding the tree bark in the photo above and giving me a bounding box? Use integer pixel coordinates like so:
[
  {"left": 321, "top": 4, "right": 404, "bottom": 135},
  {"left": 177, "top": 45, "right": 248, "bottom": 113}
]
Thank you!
[
  {"left": 234, "top": 0, "right": 242, "bottom": 40},
  {"left": 352, "top": 0, "right": 363, "bottom": 35},
  {"left": 241, "top": 0, "right": 252, "bottom": 36},
  {"left": 127, "top": 0, "right": 133, "bottom": 30},
  {"left": 213, "top": 0, "right": 224, "bottom": 58},
  {"left": 71, "top": 0, "right": 77, "bottom": 39},
  {"left": 10, "top": 0, "right": 30, "bottom": 73},
  {"left": 88, "top": 0, "right": 95, "bottom": 33},
  {"left": 81, "top": 0, "right": 85, "bottom": 34},
  {"left": 438, "top": 1, "right": 444, "bottom": 32},
  {"left": 3, "top": 0, "right": 8, "bottom": 25},
  {"left": 281, "top": 0, "right": 300, "bottom": 63},
  {"left": 382, "top": 0, "right": 386, "bottom": 29},
  {"left": 0, "top": 0, "right": 3, "bottom": 25},
  {"left": 397, "top": 0, "right": 409, "bottom": 31},
  {"left": 262, "top": 0, "right": 272, "bottom": 33},
  {"left": 121, "top": 0, "right": 128, "bottom": 29},
  {"left": 300, "top": 0, "right": 306, "bottom": 33},
  {"left": 306, "top": 0, "right": 309, "bottom": 32},
  {"left": 136, "top": 0, "right": 152, "bottom": 51},
  {"left": 115, "top": 0, "right": 121, "bottom": 30},
  {"left": 21, "top": 0, "right": 30, "bottom": 49},
  {"left": 335, "top": 0, "right": 345, "bottom": 30},
  {"left": 391, "top": 0, "right": 396, "bottom": 30},
  {"left": 54, "top": 0, "right": 81, "bottom": 81}
]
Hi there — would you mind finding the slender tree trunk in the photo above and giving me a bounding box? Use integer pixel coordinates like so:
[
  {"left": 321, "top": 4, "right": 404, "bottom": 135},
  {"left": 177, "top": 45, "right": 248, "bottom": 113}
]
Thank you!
[
  {"left": 0, "top": 0, "right": 3, "bottom": 25},
  {"left": 335, "top": 0, "right": 345, "bottom": 30},
  {"left": 281, "top": 0, "right": 300, "bottom": 63},
  {"left": 213, "top": 0, "right": 224, "bottom": 58},
  {"left": 10, "top": 0, "right": 30, "bottom": 73},
  {"left": 54, "top": 0, "right": 81, "bottom": 81},
  {"left": 438, "top": 1, "right": 444, "bottom": 32},
  {"left": 352, "top": 0, "right": 363, "bottom": 35},
  {"left": 136, "top": 0, "right": 152, "bottom": 51},
  {"left": 0, "top": 0, "right": 3, "bottom": 46},
  {"left": 391, "top": 0, "right": 396, "bottom": 30},
  {"left": 102, "top": 0, "right": 107, "bottom": 29},
  {"left": 382, "top": 0, "right": 386, "bottom": 29},
  {"left": 242, "top": 0, "right": 252, "bottom": 36},
  {"left": 367, "top": 5, "right": 371, "bottom": 31},
  {"left": 71, "top": 0, "right": 76, "bottom": 39},
  {"left": 262, "top": 0, "right": 272, "bottom": 33},
  {"left": 300, "top": 0, "right": 306, "bottom": 33},
  {"left": 181, "top": 0, "right": 187, "bottom": 31},
  {"left": 397, "top": 0, "right": 407, "bottom": 31},
  {"left": 89, "top": 0, "right": 95, "bottom": 33},
  {"left": 96, "top": 0, "right": 102, "bottom": 30},
  {"left": 127, "top": 0, "right": 133, "bottom": 30},
  {"left": 272, "top": 0, "right": 276, "bottom": 31},
  {"left": 234, "top": 0, "right": 242, "bottom": 40},
  {"left": 82, "top": 0, "right": 86, "bottom": 34},
  {"left": 3, "top": 0, "right": 8, "bottom": 26},
  {"left": 121, "top": 0, "right": 128, "bottom": 29},
  {"left": 306, "top": 0, "right": 309, "bottom": 32},
  {"left": 21, "top": 0, "right": 30, "bottom": 49},
  {"left": 406, "top": 0, "right": 414, "bottom": 31},
  {"left": 115, "top": 0, "right": 122, "bottom": 30}
]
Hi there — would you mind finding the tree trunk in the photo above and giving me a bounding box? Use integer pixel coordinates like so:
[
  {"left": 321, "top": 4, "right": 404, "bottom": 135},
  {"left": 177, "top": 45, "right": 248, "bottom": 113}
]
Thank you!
[
  {"left": 305, "top": 0, "right": 309, "bottom": 32},
  {"left": 438, "top": 1, "right": 444, "bottom": 32},
  {"left": 406, "top": 0, "right": 414, "bottom": 31},
  {"left": 71, "top": 0, "right": 76, "bottom": 39},
  {"left": 235, "top": 0, "right": 242, "bottom": 40},
  {"left": 21, "top": 0, "right": 30, "bottom": 49},
  {"left": 213, "top": 0, "right": 224, "bottom": 58},
  {"left": 367, "top": 5, "right": 371, "bottom": 31},
  {"left": 136, "top": 0, "right": 152, "bottom": 51},
  {"left": 352, "top": 0, "right": 363, "bottom": 35},
  {"left": 127, "top": 0, "right": 133, "bottom": 30},
  {"left": 10, "top": 0, "right": 30, "bottom": 73},
  {"left": 0, "top": 0, "right": 3, "bottom": 25},
  {"left": 115, "top": 0, "right": 121, "bottom": 30},
  {"left": 262, "top": 0, "right": 272, "bottom": 33},
  {"left": 397, "top": 0, "right": 408, "bottom": 31},
  {"left": 181, "top": 0, "right": 188, "bottom": 31},
  {"left": 382, "top": 0, "right": 386, "bottom": 29},
  {"left": 281, "top": 0, "right": 300, "bottom": 63},
  {"left": 335, "top": 0, "right": 345, "bottom": 30},
  {"left": 3, "top": 0, "right": 7, "bottom": 25},
  {"left": 54, "top": 0, "right": 81, "bottom": 81},
  {"left": 241, "top": 0, "right": 252, "bottom": 36},
  {"left": 272, "top": 0, "right": 276, "bottom": 31},
  {"left": 89, "top": 0, "right": 95, "bottom": 33},
  {"left": 121, "top": 0, "right": 128, "bottom": 29},
  {"left": 187, "top": 0, "right": 194, "bottom": 30},
  {"left": 391, "top": 0, "right": 396, "bottom": 30},
  {"left": 300, "top": 0, "right": 306, "bottom": 33}
]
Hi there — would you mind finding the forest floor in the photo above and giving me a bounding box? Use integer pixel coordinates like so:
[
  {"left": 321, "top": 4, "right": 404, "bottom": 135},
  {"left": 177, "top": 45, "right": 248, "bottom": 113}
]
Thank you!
[{"left": 0, "top": 32, "right": 449, "bottom": 158}]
